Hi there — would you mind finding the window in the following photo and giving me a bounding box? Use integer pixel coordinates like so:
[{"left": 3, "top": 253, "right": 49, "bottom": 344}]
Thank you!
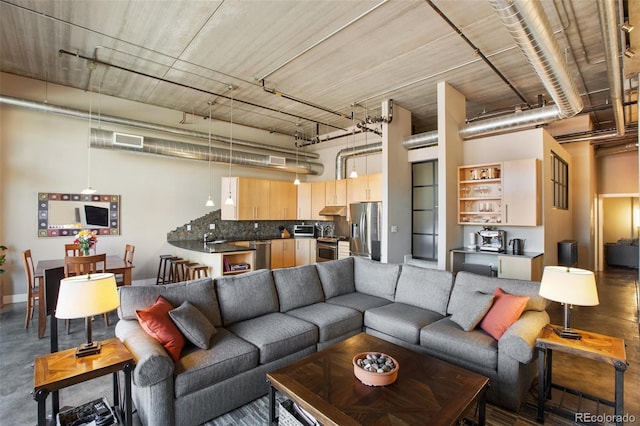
[
  {"left": 412, "top": 160, "right": 438, "bottom": 260},
  {"left": 551, "top": 152, "right": 568, "bottom": 209}
]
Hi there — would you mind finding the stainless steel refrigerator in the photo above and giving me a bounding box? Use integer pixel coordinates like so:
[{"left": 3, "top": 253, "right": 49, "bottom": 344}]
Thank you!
[{"left": 350, "top": 202, "right": 382, "bottom": 260}]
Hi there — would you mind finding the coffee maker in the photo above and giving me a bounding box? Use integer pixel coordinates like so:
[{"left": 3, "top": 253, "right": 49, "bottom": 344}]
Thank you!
[{"left": 477, "top": 227, "right": 506, "bottom": 252}]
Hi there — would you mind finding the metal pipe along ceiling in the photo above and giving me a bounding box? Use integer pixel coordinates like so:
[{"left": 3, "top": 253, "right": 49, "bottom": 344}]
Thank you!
[
  {"left": 335, "top": 142, "right": 383, "bottom": 180},
  {"left": 0, "top": 95, "right": 319, "bottom": 160},
  {"left": 91, "top": 128, "right": 324, "bottom": 175}
]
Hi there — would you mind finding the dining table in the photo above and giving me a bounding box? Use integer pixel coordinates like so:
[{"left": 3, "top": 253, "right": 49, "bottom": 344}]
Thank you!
[{"left": 34, "top": 255, "right": 134, "bottom": 339}]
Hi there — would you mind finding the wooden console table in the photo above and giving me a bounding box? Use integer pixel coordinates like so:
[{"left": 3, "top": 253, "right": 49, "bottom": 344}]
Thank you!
[{"left": 536, "top": 325, "right": 628, "bottom": 425}]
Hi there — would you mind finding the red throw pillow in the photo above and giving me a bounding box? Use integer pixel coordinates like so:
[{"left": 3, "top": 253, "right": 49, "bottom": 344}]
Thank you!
[
  {"left": 480, "top": 287, "right": 529, "bottom": 340},
  {"left": 136, "top": 295, "right": 185, "bottom": 361}
]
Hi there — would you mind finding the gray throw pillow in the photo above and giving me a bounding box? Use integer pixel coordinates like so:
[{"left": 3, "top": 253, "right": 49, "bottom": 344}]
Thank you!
[
  {"left": 169, "top": 301, "right": 216, "bottom": 349},
  {"left": 449, "top": 291, "right": 494, "bottom": 331}
]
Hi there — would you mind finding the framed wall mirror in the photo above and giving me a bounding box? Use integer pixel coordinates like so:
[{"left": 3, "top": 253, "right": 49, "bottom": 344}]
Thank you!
[{"left": 37, "top": 193, "right": 120, "bottom": 237}]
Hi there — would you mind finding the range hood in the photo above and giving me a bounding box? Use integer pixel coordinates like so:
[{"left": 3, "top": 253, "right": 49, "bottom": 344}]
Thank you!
[{"left": 318, "top": 206, "right": 347, "bottom": 216}]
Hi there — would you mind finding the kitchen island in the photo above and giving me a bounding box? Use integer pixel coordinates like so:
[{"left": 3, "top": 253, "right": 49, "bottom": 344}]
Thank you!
[{"left": 169, "top": 240, "right": 255, "bottom": 278}]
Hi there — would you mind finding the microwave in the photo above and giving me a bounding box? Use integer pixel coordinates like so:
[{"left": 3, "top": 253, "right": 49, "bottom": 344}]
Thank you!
[{"left": 293, "top": 224, "right": 315, "bottom": 238}]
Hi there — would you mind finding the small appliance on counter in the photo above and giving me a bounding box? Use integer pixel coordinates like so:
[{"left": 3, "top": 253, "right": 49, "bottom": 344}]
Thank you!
[
  {"left": 477, "top": 227, "right": 506, "bottom": 252},
  {"left": 293, "top": 224, "right": 315, "bottom": 238},
  {"left": 509, "top": 238, "right": 525, "bottom": 255}
]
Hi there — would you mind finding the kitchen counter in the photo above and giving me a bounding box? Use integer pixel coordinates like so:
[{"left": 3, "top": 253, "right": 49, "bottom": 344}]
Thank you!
[
  {"left": 450, "top": 247, "right": 544, "bottom": 281},
  {"left": 450, "top": 247, "right": 543, "bottom": 259},
  {"left": 169, "top": 240, "right": 255, "bottom": 254}
]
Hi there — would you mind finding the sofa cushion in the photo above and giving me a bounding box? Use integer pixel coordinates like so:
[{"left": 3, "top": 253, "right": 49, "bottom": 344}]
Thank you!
[
  {"left": 136, "top": 296, "right": 186, "bottom": 362},
  {"left": 421, "top": 317, "right": 498, "bottom": 370},
  {"left": 394, "top": 265, "right": 454, "bottom": 315},
  {"left": 316, "top": 257, "right": 355, "bottom": 299},
  {"left": 273, "top": 264, "right": 325, "bottom": 312},
  {"left": 286, "top": 302, "right": 362, "bottom": 342},
  {"left": 118, "top": 278, "right": 222, "bottom": 327},
  {"left": 173, "top": 328, "right": 259, "bottom": 398},
  {"left": 353, "top": 257, "right": 400, "bottom": 301},
  {"left": 364, "top": 302, "right": 444, "bottom": 344},
  {"left": 215, "top": 269, "right": 279, "bottom": 326},
  {"left": 449, "top": 291, "right": 495, "bottom": 331},
  {"left": 226, "top": 312, "right": 318, "bottom": 364},
  {"left": 169, "top": 301, "right": 216, "bottom": 350},
  {"left": 480, "top": 287, "right": 529, "bottom": 340},
  {"left": 326, "top": 292, "right": 392, "bottom": 312},
  {"left": 448, "top": 271, "right": 547, "bottom": 315}
]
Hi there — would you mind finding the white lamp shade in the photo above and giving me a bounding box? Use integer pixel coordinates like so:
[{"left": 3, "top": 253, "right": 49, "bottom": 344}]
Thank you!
[
  {"left": 539, "top": 266, "right": 599, "bottom": 306},
  {"left": 55, "top": 273, "right": 120, "bottom": 319}
]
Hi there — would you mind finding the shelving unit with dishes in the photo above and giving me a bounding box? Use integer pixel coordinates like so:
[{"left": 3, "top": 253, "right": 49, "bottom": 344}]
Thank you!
[{"left": 458, "top": 163, "right": 503, "bottom": 225}]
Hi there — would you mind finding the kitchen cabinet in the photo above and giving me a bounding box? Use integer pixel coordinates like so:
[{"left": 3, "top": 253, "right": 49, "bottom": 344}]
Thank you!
[
  {"left": 297, "top": 182, "right": 312, "bottom": 220},
  {"left": 295, "top": 238, "right": 316, "bottom": 266},
  {"left": 347, "top": 173, "right": 382, "bottom": 203},
  {"left": 311, "top": 181, "right": 326, "bottom": 220},
  {"left": 338, "top": 241, "right": 350, "bottom": 259},
  {"left": 271, "top": 239, "right": 296, "bottom": 269},
  {"left": 497, "top": 254, "right": 543, "bottom": 281},
  {"left": 457, "top": 159, "right": 539, "bottom": 226},
  {"left": 270, "top": 180, "right": 297, "bottom": 220},
  {"left": 221, "top": 177, "right": 269, "bottom": 220},
  {"left": 325, "top": 179, "right": 347, "bottom": 206}
]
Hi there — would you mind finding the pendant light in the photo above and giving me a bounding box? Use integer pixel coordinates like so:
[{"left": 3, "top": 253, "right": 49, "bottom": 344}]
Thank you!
[
  {"left": 349, "top": 108, "right": 358, "bottom": 179},
  {"left": 81, "top": 92, "right": 97, "bottom": 194},
  {"left": 205, "top": 102, "right": 215, "bottom": 207},
  {"left": 293, "top": 134, "right": 300, "bottom": 185},
  {"left": 224, "top": 92, "right": 235, "bottom": 206}
]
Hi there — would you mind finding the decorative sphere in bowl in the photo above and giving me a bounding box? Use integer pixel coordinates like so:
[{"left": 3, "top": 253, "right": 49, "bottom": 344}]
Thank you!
[{"left": 352, "top": 352, "right": 399, "bottom": 386}]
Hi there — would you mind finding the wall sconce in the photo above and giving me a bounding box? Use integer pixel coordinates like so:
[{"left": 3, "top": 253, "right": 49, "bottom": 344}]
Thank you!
[
  {"left": 624, "top": 49, "right": 636, "bottom": 58},
  {"left": 621, "top": 22, "right": 634, "bottom": 33}
]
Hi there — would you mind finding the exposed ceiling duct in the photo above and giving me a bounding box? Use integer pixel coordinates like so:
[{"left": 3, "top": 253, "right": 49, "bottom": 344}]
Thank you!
[
  {"left": 0, "top": 95, "right": 319, "bottom": 160},
  {"left": 335, "top": 142, "right": 382, "bottom": 180},
  {"left": 595, "top": 142, "right": 639, "bottom": 157},
  {"left": 91, "top": 128, "right": 324, "bottom": 175},
  {"left": 403, "top": 0, "right": 586, "bottom": 149}
]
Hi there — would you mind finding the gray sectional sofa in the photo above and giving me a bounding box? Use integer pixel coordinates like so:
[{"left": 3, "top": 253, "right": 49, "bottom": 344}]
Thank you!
[{"left": 115, "top": 256, "right": 549, "bottom": 426}]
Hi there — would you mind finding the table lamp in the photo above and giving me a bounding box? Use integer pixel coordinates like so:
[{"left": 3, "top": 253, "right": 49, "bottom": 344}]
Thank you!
[
  {"left": 538, "top": 266, "right": 599, "bottom": 340},
  {"left": 55, "top": 273, "right": 119, "bottom": 357}
]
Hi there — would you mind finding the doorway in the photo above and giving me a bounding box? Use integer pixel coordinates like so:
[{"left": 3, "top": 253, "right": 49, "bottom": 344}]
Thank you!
[{"left": 596, "top": 193, "right": 640, "bottom": 270}]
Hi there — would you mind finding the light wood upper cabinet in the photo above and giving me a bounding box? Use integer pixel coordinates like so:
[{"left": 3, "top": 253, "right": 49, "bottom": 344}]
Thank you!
[
  {"left": 297, "top": 182, "right": 312, "bottom": 220},
  {"left": 221, "top": 177, "right": 269, "bottom": 220},
  {"left": 271, "top": 238, "right": 296, "bottom": 269},
  {"left": 347, "top": 173, "right": 382, "bottom": 203},
  {"left": 502, "top": 158, "right": 540, "bottom": 226},
  {"left": 270, "top": 180, "right": 297, "bottom": 220},
  {"left": 325, "top": 179, "right": 347, "bottom": 206},
  {"left": 311, "top": 181, "right": 326, "bottom": 220}
]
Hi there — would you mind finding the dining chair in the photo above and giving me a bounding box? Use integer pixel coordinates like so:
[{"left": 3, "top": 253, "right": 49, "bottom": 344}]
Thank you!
[
  {"left": 64, "top": 243, "right": 80, "bottom": 257},
  {"left": 63, "top": 253, "right": 110, "bottom": 330},
  {"left": 21, "top": 249, "right": 39, "bottom": 329},
  {"left": 116, "top": 244, "right": 135, "bottom": 286}
]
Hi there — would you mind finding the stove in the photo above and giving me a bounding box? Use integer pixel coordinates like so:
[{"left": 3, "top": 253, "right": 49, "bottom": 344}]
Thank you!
[{"left": 316, "top": 236, "right": 347, "bottom": 262}]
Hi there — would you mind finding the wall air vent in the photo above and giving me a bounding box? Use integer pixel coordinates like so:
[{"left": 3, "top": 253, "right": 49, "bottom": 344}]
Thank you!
[
  {"left": 113, "top": 132, "right": 144, "bottom": 149},
  {"left": 268, "top": 155, "right": 286, "bottom": 166}
]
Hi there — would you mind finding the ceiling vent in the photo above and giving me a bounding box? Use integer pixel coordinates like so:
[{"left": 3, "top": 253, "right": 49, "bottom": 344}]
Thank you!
[
  {"left": 113, "top": 132, "right": 144, "bottom": 149},
  {"left": 268, "top": 155, "right": 286, "bottom": 167}
]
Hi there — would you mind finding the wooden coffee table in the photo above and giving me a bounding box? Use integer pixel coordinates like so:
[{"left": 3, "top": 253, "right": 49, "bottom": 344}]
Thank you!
[{"left": 267, "top": 333, "right": 489, "bottom": 426}]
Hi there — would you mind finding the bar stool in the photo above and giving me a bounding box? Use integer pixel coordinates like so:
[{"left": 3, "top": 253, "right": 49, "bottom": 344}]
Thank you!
[
  {"left": 157, "top": 255, "right": 179, "bottom": 285},
  {"left": 167, "top": 257, "right": 184, "bottom": 283},
  {"left": 172, "top": 259, "right": 196, "bottom": 283},
  {"left": 186, "top": 264, "right": 209, "bottom": 280}
]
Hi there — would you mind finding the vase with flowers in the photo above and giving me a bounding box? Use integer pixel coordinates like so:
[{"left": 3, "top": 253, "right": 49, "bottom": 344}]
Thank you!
[{"left": 74, "top": 230, "right": 98, "bottom": 256}]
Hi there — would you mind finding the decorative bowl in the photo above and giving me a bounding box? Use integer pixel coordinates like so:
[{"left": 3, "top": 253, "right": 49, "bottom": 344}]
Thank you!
[{"left": 352, "top": 352, "right": 399, "bottom": 386}]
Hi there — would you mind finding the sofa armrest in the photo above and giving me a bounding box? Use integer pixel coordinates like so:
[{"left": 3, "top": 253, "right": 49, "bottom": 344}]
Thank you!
[
  {"left": 115, "top": 320, "right": 174, "bottom": 387},
  {"left": 498, "top": 310, "right": 550, "bottom": 364}
]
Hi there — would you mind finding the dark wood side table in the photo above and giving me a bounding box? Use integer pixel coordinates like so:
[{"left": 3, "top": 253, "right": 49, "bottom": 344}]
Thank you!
[
  {"left": 536, "top": 325, "right": 628, "bottom": 425},
  {"left": 33, "top": 337, "right": 135, "bottom": 426}
]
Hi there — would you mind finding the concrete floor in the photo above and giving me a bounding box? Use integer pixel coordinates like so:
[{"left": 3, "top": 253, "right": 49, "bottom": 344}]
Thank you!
[{"left": 0, "top": 266, "right": 637, "bottom": 425}]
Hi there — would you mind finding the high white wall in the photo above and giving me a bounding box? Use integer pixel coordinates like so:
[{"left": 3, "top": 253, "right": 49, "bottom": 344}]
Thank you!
[{"left": 0, "top": 73, "right": 296, "bottom": 301}]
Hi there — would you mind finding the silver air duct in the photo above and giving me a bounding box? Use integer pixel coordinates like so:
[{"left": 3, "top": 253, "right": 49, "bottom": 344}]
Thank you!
[
  {"left": 91, "top": 128, "right": 323, "bottom": 175},
  {"left": 0, "top": 95, "right": 319, "bottom": 160},
  {"left": 596, "top": 0, "right": 625, "bottom": 136},
  {"left": 335, "top": 142, "right": 382, "bottom": 180}
]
